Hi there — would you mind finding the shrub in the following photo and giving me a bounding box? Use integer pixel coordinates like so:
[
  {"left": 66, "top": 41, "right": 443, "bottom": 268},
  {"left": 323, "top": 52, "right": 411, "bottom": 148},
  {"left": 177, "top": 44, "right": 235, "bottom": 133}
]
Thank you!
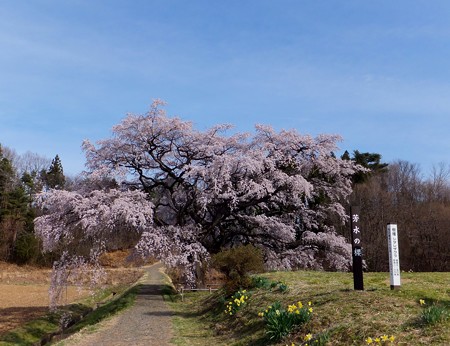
[{"left": 212, "top": 244, "right": 264, "bottom": 292}]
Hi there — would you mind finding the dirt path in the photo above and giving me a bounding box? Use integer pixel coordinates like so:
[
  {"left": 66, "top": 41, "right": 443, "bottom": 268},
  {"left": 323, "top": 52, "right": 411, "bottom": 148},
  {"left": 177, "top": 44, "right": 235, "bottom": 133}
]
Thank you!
[{"left": 56, "top": 262, "right": 174, "bottom": 346}]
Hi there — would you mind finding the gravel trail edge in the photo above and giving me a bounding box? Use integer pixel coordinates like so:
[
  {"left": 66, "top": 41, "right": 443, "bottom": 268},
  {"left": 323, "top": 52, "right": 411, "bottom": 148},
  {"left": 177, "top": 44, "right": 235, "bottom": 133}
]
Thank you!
[{"left": 55, "top": 262, "right": 174, "bottom": 346}]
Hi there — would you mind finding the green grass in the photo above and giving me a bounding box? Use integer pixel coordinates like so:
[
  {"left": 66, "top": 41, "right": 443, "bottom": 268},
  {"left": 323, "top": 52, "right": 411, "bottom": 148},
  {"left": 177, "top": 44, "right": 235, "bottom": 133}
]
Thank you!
[
  {"left": 0, "top": 284, "right": 139, "bottom": 346},
  {"left": 421, "top": 304, "right": 449, "bottom": 326},
  {"left": 167, "top": 271, "right": 450, "bottom": 345},
  {"left": 61, "top": 284, "right": 139, "bottom": 335}
]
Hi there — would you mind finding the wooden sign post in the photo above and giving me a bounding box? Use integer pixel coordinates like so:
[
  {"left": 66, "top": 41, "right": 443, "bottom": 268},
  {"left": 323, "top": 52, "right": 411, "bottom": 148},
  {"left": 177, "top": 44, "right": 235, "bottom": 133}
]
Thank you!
[
  {"left": 350, "top": 206, "right": 364, "bottom": 290},
  {"left": 387, "top": 223, "right": 401, "bottom": 290}
]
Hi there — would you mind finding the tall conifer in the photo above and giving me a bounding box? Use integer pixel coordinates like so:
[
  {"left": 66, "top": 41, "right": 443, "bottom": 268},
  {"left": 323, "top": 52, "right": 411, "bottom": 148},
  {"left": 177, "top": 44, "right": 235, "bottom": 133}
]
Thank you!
[{"left": 44, "top": 155, "right": 66, "bottom": 189}]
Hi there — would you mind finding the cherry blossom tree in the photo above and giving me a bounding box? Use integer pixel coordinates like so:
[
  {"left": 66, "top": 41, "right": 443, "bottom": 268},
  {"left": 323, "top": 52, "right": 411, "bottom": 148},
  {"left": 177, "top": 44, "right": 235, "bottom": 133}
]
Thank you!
[
  {"left": 34, "top": 187, "right": 154, "bottom": 306},
  {"left": 35, "top": 100, "right": 362, "bottom": 302}
]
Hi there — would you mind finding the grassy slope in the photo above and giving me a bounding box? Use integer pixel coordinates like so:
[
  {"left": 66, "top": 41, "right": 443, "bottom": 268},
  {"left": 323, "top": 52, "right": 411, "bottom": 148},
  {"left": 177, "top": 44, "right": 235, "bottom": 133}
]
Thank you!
[
  {"left": 168, "top": 271, "right": 449, "bottom": 345},
  {"left": 0, "top": 284, "right": 138, "bottom": 346}
]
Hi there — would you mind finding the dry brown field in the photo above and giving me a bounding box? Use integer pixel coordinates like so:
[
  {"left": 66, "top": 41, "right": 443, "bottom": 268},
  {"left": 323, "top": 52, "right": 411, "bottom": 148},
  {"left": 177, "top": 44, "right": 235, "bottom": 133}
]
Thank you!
[{"left": 0, "top": 256, "right": 144, "bottom": 336}]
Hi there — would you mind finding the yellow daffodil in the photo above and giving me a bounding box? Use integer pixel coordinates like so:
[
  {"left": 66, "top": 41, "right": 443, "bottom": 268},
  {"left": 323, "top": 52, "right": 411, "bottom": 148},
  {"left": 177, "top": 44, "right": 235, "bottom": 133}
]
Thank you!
[
  {"left": 389, "top": 335, "right": 395, "bottom": 342},
  {"left": 365, "top": 337, "right": 373, "bottom": 344},
  {"left": 287, "top": 304, "right": 296, "bottom": 313},
  {"left": 308, "top": 307, "right": 313, "bottom": 313},
  {"left": 304, "top": 333, "right": 313, "bottom": 341},
  {"left": 381, "top": 335, "right": 388, "bottom": 342},
  {"left": 419, "top": 299, "right": 425, "bottom": 305},
  {"left": 275, "top": 309, "right": 280, "bottom": 315},
  {"left": 374, "top": 337, "right": 380, "bottom": 343},
  {"left": 308, "top": 301, "right": 312, "bottom": 306},
  {"left": 297, "top": 301, "right": 303, "bottom": 308}
]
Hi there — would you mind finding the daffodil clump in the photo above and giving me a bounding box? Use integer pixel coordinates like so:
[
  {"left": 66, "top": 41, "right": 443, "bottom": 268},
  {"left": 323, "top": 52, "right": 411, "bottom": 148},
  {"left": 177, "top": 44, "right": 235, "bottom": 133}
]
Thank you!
[
  {"left": 278, "top": 281, "right": 289, "bottom": 293},
  {"left": 284, "top": 331, "right": 329, "bottom": 346},
  {"left": 224, "top": 289, "right": 249, "bottom": 316},
  {"left": 417, "top": 297, "right": 450, "bottom": 326},
  {"left": 251, "top": 276, "right": 289, "bottom": 292},
  {"left": 259, "top": 300, "right": 313, "bottom": 341},
  {"left": 365, "top": 334, "right": 395, "bottom": 344}
]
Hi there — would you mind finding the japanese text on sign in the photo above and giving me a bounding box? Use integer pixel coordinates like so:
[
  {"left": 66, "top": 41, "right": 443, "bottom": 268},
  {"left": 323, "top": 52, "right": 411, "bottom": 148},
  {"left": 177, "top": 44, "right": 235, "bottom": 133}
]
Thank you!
[
  {"left": 350, "top": 206, "right": 364, "bottom": 290},
  {"left": 387, "top": 223, "right": 401, "bottom": 289}
]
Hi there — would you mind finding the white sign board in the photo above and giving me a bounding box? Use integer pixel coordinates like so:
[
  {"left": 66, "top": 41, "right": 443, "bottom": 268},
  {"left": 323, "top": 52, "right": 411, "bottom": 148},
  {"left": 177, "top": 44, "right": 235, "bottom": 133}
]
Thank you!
[{"left": 387, "top": 223, "right": 401, "bottom": 289}]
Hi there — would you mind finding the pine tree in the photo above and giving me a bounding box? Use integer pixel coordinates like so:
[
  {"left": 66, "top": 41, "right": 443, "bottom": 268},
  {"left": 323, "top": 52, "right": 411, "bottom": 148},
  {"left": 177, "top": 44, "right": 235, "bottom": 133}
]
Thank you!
[
  {"left": 343, "top": 150, "right": 388, "bottom": 184},
  {"left": 340, "top": 150, "right": 351, "bottom": 161},
  {"left": 0, "top": 145, "right": 15, "bottom": 223},
  {"left": 0, "top": 145, "right": 26, "bottom": 260},
  {"left": 0, "top": 146, "right": 15, "bottom": 195},
  {"left": 44, "top": 155, "right": 66, "bottom": 189}
]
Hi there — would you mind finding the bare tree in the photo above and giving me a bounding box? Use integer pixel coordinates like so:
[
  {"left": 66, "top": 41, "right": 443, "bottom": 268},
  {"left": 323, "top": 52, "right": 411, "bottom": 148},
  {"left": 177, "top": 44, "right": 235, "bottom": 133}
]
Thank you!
[{"left": 15, "top": 151, "right": 51, "bottom": 176}]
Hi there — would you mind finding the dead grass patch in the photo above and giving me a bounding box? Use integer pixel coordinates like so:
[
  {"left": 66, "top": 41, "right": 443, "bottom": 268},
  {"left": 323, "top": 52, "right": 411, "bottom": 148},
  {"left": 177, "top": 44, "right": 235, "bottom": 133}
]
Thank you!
[{"left": 0, "top": 261, "right": 144, "bottom": 336}]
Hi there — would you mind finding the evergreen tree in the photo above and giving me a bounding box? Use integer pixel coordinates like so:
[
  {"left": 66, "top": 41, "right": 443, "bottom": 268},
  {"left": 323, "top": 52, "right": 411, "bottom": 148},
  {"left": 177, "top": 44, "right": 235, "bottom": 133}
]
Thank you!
[
  {"left": 44, "top": 155, "right": 66, "bottom": 189},
  {"left": 342, "top": 150, "right": 388, "bottom": 184},
  {"left": 0, "top": 145, "right": 16, "bottom": 222},
  {"left": 0, "top": 145, "right": 41, "bottom": 263},
  {"left": 0, "top": 145, "right": 25, "bottom": 260},
  {"left": 0, "top": 146, "right": 15, "bottom": 195},
  {"left": 340, "top": 150, "right": 351, "bottom": 161}
]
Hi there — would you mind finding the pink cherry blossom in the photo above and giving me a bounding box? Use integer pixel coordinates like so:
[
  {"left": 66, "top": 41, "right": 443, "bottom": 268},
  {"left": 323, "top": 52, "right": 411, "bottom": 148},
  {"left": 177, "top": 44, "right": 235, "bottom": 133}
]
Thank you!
[{"left": 35, "top": 100, "right": 363, "bottom": 304}]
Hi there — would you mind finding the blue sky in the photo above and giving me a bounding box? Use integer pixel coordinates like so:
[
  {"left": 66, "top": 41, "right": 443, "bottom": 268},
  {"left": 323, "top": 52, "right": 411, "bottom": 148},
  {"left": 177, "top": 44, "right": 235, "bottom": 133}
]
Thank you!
[{"left": 1, "top": 0, "right": 450, "bottom": 176}]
